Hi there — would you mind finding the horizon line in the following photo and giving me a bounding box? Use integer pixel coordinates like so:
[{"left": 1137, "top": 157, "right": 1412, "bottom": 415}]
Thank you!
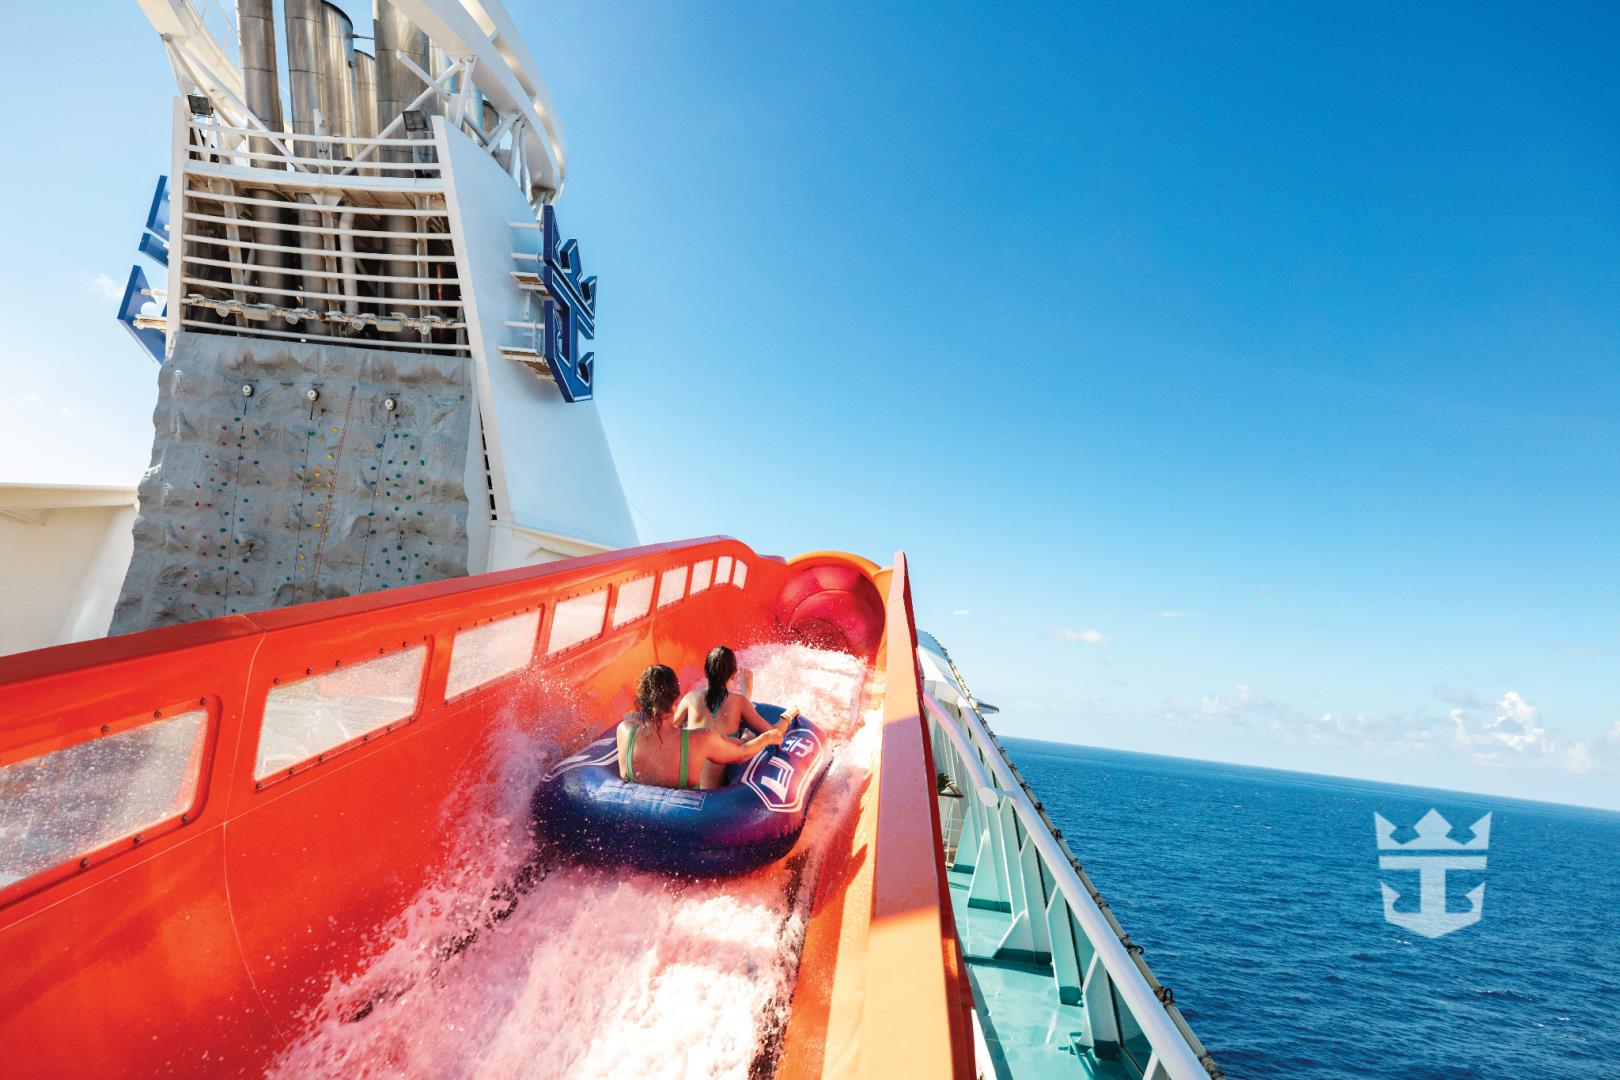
[{"left": 1000, "top": 733, "right": 1620, "bottom": 817}]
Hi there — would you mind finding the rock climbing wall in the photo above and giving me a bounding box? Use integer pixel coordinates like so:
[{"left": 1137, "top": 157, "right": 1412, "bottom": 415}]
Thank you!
[{"left": 112, "top": 331, "right": 475, "bottom": 634}]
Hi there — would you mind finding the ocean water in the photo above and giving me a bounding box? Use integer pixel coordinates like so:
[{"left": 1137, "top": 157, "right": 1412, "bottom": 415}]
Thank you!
[{"left": 1003, "top": 739, "right": 1620, "bottom": 1079}]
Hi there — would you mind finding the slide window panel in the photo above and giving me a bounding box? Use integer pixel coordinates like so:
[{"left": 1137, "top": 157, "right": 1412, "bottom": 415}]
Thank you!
[
  {"left": 612, "top": 576, "right": 655, "bottom": 627},
  {"left": 256, "top": 647, "right": 426, "bottom": 778},
  {"left": 658, "top": 565, "right": 687, "bottom": 608},
  {"left": 1, "top": 710, "right": 208, "bottom": 887},
  {"left": 447, "top": 609, "right": 541, "bottom": 699},
  {"left": 548, "top": 590, "right": 609, "bottom": 654}
]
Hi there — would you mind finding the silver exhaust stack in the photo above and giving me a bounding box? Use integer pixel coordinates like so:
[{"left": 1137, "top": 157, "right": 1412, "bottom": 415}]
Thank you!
[
  {"left": 284, "top": 0, "right": 323, "bottom": 154},
  {"left": 284, "top": 0, "right": 330, "bottom": 302},
  {"left": 237, "top": 0, "right": 284, "bottom": 140},
  {"left": 317, "top": 2, "right": 358, "bottom": 147},
  {"left": 353, "top": 50, "right": 379, "bottom": 140},
  {"left": 374, "top": 0, "right": 432, "bottom": 305},
  {"left": 374, "top": 0, "right": 431, "bottom": 149},
  {"left": 236, "top": 0, "right": 289, "bottom": 300},
  {"left": 352, "top": 48, "right": 379, "bottom": 182}
]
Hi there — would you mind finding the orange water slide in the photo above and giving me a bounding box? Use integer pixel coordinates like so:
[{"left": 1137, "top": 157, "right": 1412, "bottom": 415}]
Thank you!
[{"left": 0, "top": 538, "right": 972, "bottom": 1078}]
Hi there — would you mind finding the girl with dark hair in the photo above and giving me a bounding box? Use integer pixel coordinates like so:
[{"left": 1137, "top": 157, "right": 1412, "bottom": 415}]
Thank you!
[
  {"left": 617, "top": 663, "right": 784, "bottom": 790},
  {"left": 675, "top": 646, "right": 800, "bottom": 788}
]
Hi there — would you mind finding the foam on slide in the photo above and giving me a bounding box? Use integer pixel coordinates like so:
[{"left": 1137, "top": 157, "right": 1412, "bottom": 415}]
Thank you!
[{"left": 270, "top": 644, "right": 880, "bottom": 1079}]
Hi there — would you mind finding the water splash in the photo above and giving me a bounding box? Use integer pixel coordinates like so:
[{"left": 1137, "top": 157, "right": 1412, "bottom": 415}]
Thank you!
[{"left": 270, "top": 644, "right": 877, "bottom": 1079}]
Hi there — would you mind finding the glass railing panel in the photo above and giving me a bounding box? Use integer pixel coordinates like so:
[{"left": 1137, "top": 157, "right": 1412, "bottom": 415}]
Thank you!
[{"left": 1110, "top": 980, "right": 1155, "bottom": 1077}]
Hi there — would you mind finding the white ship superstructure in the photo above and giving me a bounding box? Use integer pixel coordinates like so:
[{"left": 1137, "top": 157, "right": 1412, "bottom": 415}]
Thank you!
[{"left": 3, "top": 0, "right": 636, "bottom": 653}]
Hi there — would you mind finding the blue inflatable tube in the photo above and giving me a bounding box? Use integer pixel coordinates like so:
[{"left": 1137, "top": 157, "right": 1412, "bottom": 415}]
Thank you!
[{"left": 532, "top": 705, "right": 834, "bottom": 877}]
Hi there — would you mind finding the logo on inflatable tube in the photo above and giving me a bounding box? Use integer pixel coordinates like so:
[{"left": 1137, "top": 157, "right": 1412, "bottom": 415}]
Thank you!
[
  {"left": 541, "top": 736, "right": 618, "bottom": 782},
  {"left": 598, "top": 782, "right": 707, "bottom": 812},
  {"left": 741, "top": 727, "right": 826, "bottom": 814}
]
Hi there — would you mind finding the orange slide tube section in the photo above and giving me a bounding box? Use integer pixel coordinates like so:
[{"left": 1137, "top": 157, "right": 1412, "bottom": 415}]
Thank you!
[{"left": 0, "top": 538, "right": 970, "bottom": 1077}]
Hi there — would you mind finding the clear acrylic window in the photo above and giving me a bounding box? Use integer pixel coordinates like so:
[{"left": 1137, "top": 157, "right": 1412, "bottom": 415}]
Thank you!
[
  {"left": 658, "top": 565, "right": 687, "bottom": 608},
  {"left": 612, "top": 576, "right": 655, "bottom": 627},
  {"left": 446, "top": 609, "right": 540, "bottom": 699},
  {"left": 1, "top": 709, "right": 208, "bottom": 887},
  {"left": 256, "top": 647, "right": 426, "bottom": 778},
  {"left": 548, "top": 590, "right": 609, "bottom": 654}
]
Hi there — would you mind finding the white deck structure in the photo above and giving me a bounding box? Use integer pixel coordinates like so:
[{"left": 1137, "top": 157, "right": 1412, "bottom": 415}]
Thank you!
[{"left": 1, "top": 0, "right": 637, "bottom": 654}]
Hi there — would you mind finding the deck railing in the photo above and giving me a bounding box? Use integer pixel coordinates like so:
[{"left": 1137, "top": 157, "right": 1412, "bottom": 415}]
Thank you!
[
  {"left": 921, "top": 636, "right": 1222, "bottom": 1080},
  {"left": 172, "top": 102, "right": 470, "bottom": 355}
]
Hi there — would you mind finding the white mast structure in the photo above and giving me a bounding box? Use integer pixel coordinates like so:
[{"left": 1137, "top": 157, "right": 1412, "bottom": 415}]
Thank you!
[{"left": 0, "top": 0, "right": 638, "bottom": 649}]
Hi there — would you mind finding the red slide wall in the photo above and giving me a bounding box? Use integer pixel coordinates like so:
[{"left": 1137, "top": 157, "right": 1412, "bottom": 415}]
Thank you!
[{"left": 0, "top": 538, "right": 969, "bottom": 1077}]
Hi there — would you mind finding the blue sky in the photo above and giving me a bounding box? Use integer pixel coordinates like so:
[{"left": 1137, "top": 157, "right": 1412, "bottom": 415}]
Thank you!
[{"left": 1, "top": 2, "right": 1616, "bottom": 808}]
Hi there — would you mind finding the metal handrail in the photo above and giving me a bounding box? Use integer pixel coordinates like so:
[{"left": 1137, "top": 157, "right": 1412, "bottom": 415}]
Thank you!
[
  {"left": 187, "top": 120, "right": 421, "bottom": 148},
  {"left": 923, "top": 672, "right": 1212, "bottom": 1079},
  {"left": 923, "top": 692, "right": 1002, "bottom": 806}
]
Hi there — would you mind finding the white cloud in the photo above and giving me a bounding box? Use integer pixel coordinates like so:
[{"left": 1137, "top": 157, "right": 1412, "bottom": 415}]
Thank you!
[
  {"left": 83, "top": 271, "right": 125, "bottom": 301},
  {"left": 1200, "top": 683, "right": 1269, "bottom": 715},
  {"left": 1166, "top": 684, "right": 1612, "bottom": 779},
  {"left": 1052, "top": 627, "right": 1107, "bottom": 644},
  {"left": 1562, "top": 721, "right": 1620, "bottom": 775},
  {"left": 1450, "top": 690, "right": 1553, "bottom": 759},
  {"left": 1309, "top": 710, "right": 1438, "bottom": 753},
  {"left": 952, "top": 608, "right": 970, "bottom": 617},
  {"left": 1160, "top": 683, "right": 1300, "bottom": 741}
]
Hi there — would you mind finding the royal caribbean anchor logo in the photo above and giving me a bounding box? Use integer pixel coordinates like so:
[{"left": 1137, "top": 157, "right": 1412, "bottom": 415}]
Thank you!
[
  {"left": 1373, "top": 809, "right": 1490, "bottom": 938},
  {"left": 742, "top": 727, "right": 826, "bottom": 814}
]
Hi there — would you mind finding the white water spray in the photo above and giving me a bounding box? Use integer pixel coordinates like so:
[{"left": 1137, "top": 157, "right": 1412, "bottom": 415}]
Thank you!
[{"left": 270, "top": 644, "right": 880, "bottom": 1079}]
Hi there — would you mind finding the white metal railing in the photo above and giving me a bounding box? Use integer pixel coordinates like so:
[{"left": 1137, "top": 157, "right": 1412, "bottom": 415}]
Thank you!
[
  {"left": 920, "top": 640, "right": 1221, "bottom": 1080},
  {"left": 182, "top": 0, "right": 239, "bottom": 68},
  {"left": 186, "top": 189, "right": 451, "bottom": 217},
  {"left": 185, "top": 120, "right": 442, "bottom": 181},
  {"left": 192, "top": 121, "right": 422, "bottom": 148},
  {"left": 181, "top": 211, "right": 443, "bottom": 242},
  {"left": 177, "top": 277, "right": 461, "bottom": 310},
  {"left": 171, "top": 94, "right": 470, "bottom": 357}
]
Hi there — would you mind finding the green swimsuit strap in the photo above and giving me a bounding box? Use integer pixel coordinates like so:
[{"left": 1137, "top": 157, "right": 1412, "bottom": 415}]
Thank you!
[
  {"left": 625, "top": 723, "right": 638, "bottom": 783},
  {"left": 679, "top": 728, "right": 690, "bottom": 790}
]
